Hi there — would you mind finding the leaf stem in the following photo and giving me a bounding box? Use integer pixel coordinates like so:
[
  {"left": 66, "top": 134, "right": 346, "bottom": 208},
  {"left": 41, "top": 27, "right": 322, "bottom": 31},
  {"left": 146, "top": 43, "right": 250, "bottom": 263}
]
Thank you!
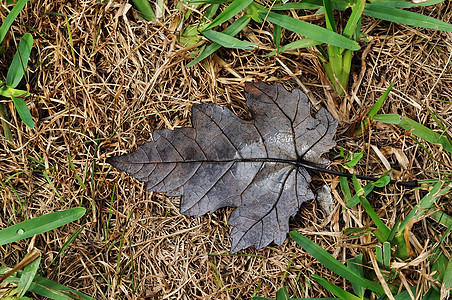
[{"left": 293, "top": 160, "right": 418, "bottom": 188}]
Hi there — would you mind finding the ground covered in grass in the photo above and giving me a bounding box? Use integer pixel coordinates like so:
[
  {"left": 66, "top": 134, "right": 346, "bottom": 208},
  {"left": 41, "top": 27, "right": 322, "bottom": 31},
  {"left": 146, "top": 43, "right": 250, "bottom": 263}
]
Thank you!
[{"left": 1, "top": 1, "right": 451, "bottom": 299}]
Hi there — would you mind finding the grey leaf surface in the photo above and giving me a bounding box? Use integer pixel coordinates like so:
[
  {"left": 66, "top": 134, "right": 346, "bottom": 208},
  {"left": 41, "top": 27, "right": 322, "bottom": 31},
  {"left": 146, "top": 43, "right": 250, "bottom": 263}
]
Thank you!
[{"left": 107, "top": 81, "right": 338, "bottom": 253}]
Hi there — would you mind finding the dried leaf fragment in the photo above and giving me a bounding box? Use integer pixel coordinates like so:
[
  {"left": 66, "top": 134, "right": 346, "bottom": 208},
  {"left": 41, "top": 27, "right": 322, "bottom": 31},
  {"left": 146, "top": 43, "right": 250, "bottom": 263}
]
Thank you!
[{"left": 108, "top": 81, "right": 338, "bottom": 252}]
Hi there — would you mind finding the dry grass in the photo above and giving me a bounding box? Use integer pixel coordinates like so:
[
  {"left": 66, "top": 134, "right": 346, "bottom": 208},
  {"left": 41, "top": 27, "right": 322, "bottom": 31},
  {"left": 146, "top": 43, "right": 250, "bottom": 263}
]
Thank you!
[{"left": 0, "top": 0, "right": 451, "bottom": 299}]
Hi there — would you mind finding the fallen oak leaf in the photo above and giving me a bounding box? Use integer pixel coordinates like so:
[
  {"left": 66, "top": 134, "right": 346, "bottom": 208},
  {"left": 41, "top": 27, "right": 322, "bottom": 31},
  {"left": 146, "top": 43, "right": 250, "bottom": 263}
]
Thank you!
[{"left": 108, "top": 81, "right": 338, "bottom": 253}]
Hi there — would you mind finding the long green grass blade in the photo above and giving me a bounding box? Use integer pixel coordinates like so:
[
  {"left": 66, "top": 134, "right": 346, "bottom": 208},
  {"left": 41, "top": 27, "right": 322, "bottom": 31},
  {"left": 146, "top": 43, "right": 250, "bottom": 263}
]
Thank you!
[
  {"left": 352, "top": 175, "right": 391, "bottom": 241},
  {"left": 131, "top": 0, "right": 156, "bottom": 21},
  {"left": 312, "top": 274, "right": 363, "bottom": 300},
  {"left": 364, "top": 4, "right": 452, "bottom": 31},
  {"left": 12, "top": 96, "right": 34, "bottom": 129},
  {"left": 205, "top": 4, "right": 221, "bottom": 20},
  {"left": 202, "top": 29, "right": 257, "bottom": 49},
  {"left": 4, "top": 272, "right": 95, "bottom": 300},
  {"left": 6, "top": 33, "right": 33, "bottom": 88},
  {"left": 261, "top": 11, "right": 360, "bottom": 50},
  {"left": 0, "top": 0, "right": 29, "bottom": 44},
  {"left": 17, "top": 256, "right": 41, "bottom": 297},
  {"left": 270, "top": 1, "right": 323, "bottom": 10},
  {"left": 0, "top": 207, "right": 86, "bottom": 246},
  {"left": 374, "top": 114, "right": 452, "bottom": 153},
  {"left": 275, "top": 285, "right": 289, "bottom": 300},
  {"left": 290, "top": 231, "right": 385, "bottom": 294},
  {"left": 323, "top": 0, "right": 337, "bottom": 32},
  {"left": 343, "top": 0, "right": 365, "bottom": 39},
  {"left": 203, "top": 0, "right": 253, "bottom": 31},
  {"left": 189, "top": 0, "right": 230, "bottom": 4},
  {"left": 187, "top": 15, "right": 250, "bottom": 67},
  {"left": 273, "top": 15, "right": 282, "bottom": 52},
  {"left": 266, "top": 38, "right": 322, "bottom": 56},
  {"left": 368, "top": 0, "right": 445, "bottom": 8},
  {"left": 347, "top": 255, "right": 365, "bottom": 298}
]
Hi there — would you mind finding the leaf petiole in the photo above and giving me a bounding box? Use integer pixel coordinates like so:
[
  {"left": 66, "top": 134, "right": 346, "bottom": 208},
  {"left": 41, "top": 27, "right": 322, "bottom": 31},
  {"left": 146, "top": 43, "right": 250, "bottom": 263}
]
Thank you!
[{"left": 292, "top": 160, "right": 417, "bottom": 188}]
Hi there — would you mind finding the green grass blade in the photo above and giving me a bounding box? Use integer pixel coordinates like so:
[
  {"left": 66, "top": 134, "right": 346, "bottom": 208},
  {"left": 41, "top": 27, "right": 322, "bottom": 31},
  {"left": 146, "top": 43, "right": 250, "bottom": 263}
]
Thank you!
[
  {"left": 375, "top": 243, "right": 386, "bottom": 264},
  {"left": 430, "top": 252, "right": 448, "bottom": 282},
  {"left": 254, "top": 296, "right": 338, "bottom": 300},
  {"left": 443, "top": 259, "right": 452, "bottom": 289},
  {"left": 343, "top": 0, "right": 365, "bottom": 39},
  {"left": 0, "top": 0, "right": 29, "bottom": 44},
  {"left": 323, "top": 0, "right": 337, "bottom": 33},
  {"left": 6, "top": 33, "right": 33, "bottom": 88},
  {"left": 364, "top": 4, "right": 452, "bottom": 32},
  {"left": 352, "top": 175, "right": 391, "bottom": 241},
  {"left": 49, "top": 226, "right": 84, "bottom": 271},
  {"left": 12, "top": 96, "right": 34, "bottom": 129},
  {"left": 356, "top": 84, "right": 393, "bottom": 136},
  {"left": 270, "top": 1, "right": 323, "bottom": 10},
  {"left": 340, "top": 176, "right": 352, "bottom": 202},
  {"left": 273, "top": 15, "right": 282, "bottom": 52},
  {"left": 383, "top": 241, "right": 391, "bottom": 269},
  {"left": 346, "top": 182, "right": 374, "bottom": 207},
  {"left": 373, "top": 175, "right": 391, "bottom": 187},
  {"left": 266, "top": 38, "right": 322, "bottom": 56},
  {"left": 5, "top": 272, "right": 95, "bottom": 300},
  {"left": 314, "top": 0, "right": 350, "bottom": 11},
  {"left": 368, "top": 0, "right": 445, "bottom": 8},
  {"left": 131, "top": 0, "right": 156, "bottom": 21},
  {"left": 205, "top": 4, "right": 221, "bottom": 20},
  {"left": 290, "top": 231, "right": 385, "bottom": 294},
  {"left": 430, "top": 211, "right": 452, "bottom": 228},
  {"left": 0, "top": 207, "right": 86, "bottom": 246},
  {"left": 347, "top": 255, "right": 365, "bottom": 298},
  {"left": 311, "top": 274, "right": 364, "bottom": 300},
  {"left": 393, "top": 287, "right": 418, "bottom": 299},
  {"left": 187, "top": 15, "right": 250, "bottom": 67},
  {"left": 17, "top": 256, "right": 41, "bottom": 297},
  {"left": 276, "top": 285, "right": 289, "bottom": 300},
  {"left": 202, "top": 29, "right": 257, "bottom": 49},
  {"left": 421, "top": 289, "right": 441, "bottom": 300},
  {"left": 374, "top": 114, "right": 452, "bottom": 153},
  {"left": 261, "top": 11, "right": 360, "bottom": 50},
  {"left": 387, "top": 218, "right": 399, "bottom": 243},
  {"left": 189, "top": 0, "right": 230, "bottom": 4},
  {"left": 344, "top": 151, "right": 363, "bottom": 168},
  {"left": 0, "top": 85, "right": 29, "bottom": 98},
  {"left": 392, "top": 233, "right": 409, "bottom": 260},
  {"left": 203, "top": 0, "right": 253, "bottom": 31}
]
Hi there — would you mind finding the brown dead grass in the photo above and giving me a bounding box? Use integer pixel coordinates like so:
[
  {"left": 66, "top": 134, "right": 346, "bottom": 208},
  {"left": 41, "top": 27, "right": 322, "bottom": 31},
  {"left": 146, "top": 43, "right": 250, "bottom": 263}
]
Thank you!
[{"left": 0, "top": 0, "right": 451, "bottom": 299}]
